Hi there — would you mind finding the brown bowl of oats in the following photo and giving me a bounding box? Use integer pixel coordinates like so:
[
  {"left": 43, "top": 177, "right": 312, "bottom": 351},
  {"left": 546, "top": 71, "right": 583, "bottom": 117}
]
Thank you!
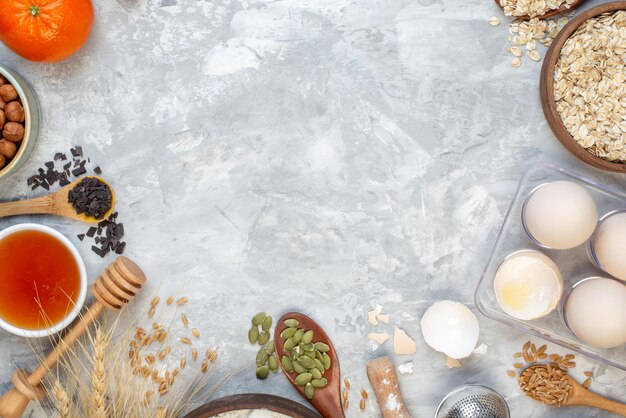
[
  {"left": 495, "top": 0, "right": 586, "bottom": 20},
  {"left": 540, "top": 2, "right": 626, "bottom": 173}
]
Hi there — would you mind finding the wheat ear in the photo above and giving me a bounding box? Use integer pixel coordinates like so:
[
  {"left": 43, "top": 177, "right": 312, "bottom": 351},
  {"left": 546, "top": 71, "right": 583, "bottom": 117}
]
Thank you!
[
  {"left": 91, "top": 327, "right": 107, "bottom": 418},
  {"left": 52, "top": 380, "right": 72, "bottom": 418}
]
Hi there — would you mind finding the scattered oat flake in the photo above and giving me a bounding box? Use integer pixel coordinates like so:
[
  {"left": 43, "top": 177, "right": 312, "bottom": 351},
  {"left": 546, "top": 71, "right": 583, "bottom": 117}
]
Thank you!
[
  {"left": 507, "top": 370, "right": 516, "bottom": 377},
  {"left": 528, "top": 50, "right": 541, "bottom": 61},
  {"left": 508, "top": 46, "right": 522, "bottom": 57},
  {"left": 489, "top": 16, "right": 501, "bottom": 26},
  {"left": 583, "top": 377, "right": 592, "bottom": 388},
  {"left": 584, "top": 371, "right": 594, "bottom": 377},
  {"left": 512, "top": 57, "right": 522, "bottom": 67},
  {"left": 176, "top": 297, "right": 188, "bottom": 306}
]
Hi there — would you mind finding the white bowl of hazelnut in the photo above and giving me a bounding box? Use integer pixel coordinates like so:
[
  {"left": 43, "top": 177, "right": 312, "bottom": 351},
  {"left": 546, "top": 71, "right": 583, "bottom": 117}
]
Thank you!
[{"left": 0, "top": 64, "right": 40, "bottom": 179}]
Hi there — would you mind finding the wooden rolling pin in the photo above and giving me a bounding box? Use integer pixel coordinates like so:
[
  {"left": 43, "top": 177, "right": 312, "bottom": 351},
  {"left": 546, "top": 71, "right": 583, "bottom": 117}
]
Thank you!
[
  {"left": 367, "top": 357, "right": 412, "bottom": 418},
  {"left": 0, "top": 256, "right": 146, "bottom": 418}
]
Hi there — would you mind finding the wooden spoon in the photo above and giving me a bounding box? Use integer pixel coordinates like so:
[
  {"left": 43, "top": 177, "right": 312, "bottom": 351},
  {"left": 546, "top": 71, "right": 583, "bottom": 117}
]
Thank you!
[
  {"left": 274, "top": 312, "right": 345, "bottom": 418},
  {"left": 0, "top": 256, "right": 146, "bottom": 418},
  {"left": 523, "top": 365, "right": 626, "bottom": 416},
  {"left": 367, "top": 357, "right": 411, "bottom": 418},
  {"left": 494, "top": 0, "right": 586, "bottom": 20},
  {"left": 0, "top": 176, "right": 115, "bottom": 223}
]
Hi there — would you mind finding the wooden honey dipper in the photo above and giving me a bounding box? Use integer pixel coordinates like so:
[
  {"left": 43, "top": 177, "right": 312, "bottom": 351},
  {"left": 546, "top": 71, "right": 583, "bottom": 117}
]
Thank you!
[{"left": 0, "top": 256, "right": 146, "bottom": 418}]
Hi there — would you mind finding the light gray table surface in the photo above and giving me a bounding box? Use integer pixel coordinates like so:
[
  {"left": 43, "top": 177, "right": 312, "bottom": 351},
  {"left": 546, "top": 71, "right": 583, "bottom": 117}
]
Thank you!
[{"left": 0, "top": 0, "right": 625, "bottom": 417}]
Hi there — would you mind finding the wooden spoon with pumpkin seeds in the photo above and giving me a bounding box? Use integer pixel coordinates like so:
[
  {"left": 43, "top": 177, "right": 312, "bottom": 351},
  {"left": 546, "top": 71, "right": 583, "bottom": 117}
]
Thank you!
[{"left": 274, "top": 312, "right": 344, "bottom": 418}]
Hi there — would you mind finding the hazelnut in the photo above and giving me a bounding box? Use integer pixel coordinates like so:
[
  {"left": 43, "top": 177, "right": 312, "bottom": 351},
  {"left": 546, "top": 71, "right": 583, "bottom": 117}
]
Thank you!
[
  {"left": 4, "top": 101, "right": 24, "bottom": 123},
  {"left": 0, "top": 154, "right": 5, "bottom": 169},
  {"left": 0, "top": 139, "right": 17, "bottom": 159},
  {"left": 0, "top": 110, "right": 4, "bottom": 129},
  {"left": 0, "top": 99, "right": 5, "bottom": 110},
  {"left": 3, "top": 122, "right": 24, "bottom": 142},
  {"left": 0, "top": 84, "right": 17, "bottom": 102}
]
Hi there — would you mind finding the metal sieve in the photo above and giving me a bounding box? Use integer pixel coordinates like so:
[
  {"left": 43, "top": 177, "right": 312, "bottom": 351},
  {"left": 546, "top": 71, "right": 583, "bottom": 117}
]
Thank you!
[{"left": 435, "top": 384, "right": 510, "bottom": 418}]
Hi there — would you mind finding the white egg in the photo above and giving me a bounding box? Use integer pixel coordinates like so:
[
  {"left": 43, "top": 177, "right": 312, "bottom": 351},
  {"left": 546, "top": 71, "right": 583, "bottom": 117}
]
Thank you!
[
  {"left": 494, "top": 250, "right": 563, "bottom": 320},
  {"left": 592, "top": 212, "right": 626, "bottom": 281},
  {"left": 565, "top": 278, "right": 626, "bottom": 349},
  {"left": 524, "top": 181, "right": 598, "bottom": 249},
  {"left": 420, "top": 300, "right": 479, "bottom": 359}
]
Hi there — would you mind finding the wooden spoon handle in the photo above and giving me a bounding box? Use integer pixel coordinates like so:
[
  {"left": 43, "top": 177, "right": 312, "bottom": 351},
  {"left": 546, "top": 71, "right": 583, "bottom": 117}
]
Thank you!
[
  {"left": 0, "top": 196, "right": 55, "bottom": 218},
  {"left": 575, "top": 389, "right": 626, "bottom": 416},
  {"left": 367, "top": 357, "right": 411, "bottom": 418}
]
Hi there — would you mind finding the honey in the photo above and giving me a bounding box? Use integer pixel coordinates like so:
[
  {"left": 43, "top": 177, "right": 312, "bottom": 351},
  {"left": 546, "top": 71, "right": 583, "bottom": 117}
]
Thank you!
[{"left": 0, "top": 230, "right": 81, "bottom": 330}]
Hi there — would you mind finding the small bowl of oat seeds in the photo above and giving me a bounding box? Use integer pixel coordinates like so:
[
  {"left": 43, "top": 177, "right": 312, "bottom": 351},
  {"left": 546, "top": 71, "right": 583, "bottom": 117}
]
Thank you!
[{"left": 541, "top": 2, "right": 626, "bottom": 173}]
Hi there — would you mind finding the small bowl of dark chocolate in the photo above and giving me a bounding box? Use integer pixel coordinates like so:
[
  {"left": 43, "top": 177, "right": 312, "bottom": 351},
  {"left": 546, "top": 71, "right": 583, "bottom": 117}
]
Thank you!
[{"left": 0, "top": 64, "right": 40, "bottom": 179}]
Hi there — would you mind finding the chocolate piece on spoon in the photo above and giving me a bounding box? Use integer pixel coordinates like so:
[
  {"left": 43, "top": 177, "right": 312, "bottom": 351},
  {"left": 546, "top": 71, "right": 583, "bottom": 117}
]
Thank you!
[{"left": 0, "top": 175, "right": 115, "bottom": 223}]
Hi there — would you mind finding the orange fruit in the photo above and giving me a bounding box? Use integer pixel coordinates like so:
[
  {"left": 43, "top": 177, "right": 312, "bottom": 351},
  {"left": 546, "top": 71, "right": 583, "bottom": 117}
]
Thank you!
[{"left": 0, "top": 0, "right": 94, "bottom": 63}]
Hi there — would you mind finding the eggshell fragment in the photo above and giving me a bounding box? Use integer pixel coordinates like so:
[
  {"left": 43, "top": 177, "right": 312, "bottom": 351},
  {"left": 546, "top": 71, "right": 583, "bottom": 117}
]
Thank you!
[
  {"left": 368, "top": 332, "right": 390, "bottom": 345},
  {"left": 377, "top": 314, "right": 390, "bottom": 324},
  {"left": 367, "top": 310, "right": 378, "bottom": 326},
  {"left": 393, "top": 327, "right": 417, "bottom": 355},
  {"left": 397, "top": 362, "right": 414, "bottom": 374}
]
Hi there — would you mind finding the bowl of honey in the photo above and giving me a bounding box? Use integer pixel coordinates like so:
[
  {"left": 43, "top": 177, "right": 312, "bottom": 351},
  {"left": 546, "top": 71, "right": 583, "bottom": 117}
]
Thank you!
[{"left": 0, "top": 223, "right": 87, "bottom": 338}]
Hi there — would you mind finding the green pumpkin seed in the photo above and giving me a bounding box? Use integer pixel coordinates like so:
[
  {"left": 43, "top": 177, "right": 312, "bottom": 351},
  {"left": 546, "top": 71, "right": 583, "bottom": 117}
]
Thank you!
[
  {"left": 248, "top": 326, "right": 259, "bottom": 344},
  {"left": 261, "top": 316, "right": 273, "bottom": 331},
  {"left": 284, "top": 319, "right": 299, "bottom": 328},
  {"left": 304, "top": 382, "right": 314, "bottom": 400},
  {"left": 298, "top": 357, "right": 316, "bottom": 369},
  {"left": 315, "top": 351, "right": 324, "bottom": 362},
  {"left": 284, "top": 338, "right": 295, "bottom": 352},
  {"left": 268, "top": 355, "right": 278, "bottom": 372},
  {"left": 292, "top": 329, "right": 304, "bottom": 344},
  {"left": 256, "top": 348, "right": 269, "bottom": 366},
  {"left": 293, "top": 360, "right": 307, "bottom": 374},
  {"left": 282, "top": 356, "right": 294, "bottom": 373},
  {"left": 304, "top": 351, "right": 316, "bottom": 359},
  {"left": 310, "top": 368, "right": 322, "bottom": 379},
  {"left": 252, "top": 312, "right": 267, "bottom": 326},
  {"left": 299, "top": 343, "right": 314, "bottom": 351},
  {"left": 314, "top": 342, "right": 330, "bottom": 352},
  {"left": 258, "top": 331, "right": 270, "bottom": 346},
  {"left": 313, "top": 358, "right": 325, "bottom": 373},
  {"left": 294, "top": 373, "right": 312, "bottom": 386},
  {"left": 311, "top": 378, "right": 328, "bottom": 388},
  {"left": 301, "top": 330, "right": 314, "bottom": 344},
  {"left": 290, "top": 349, "right": 300, "bottom": 361},
  {"left": 256, "top": 365, "right": 270, "bottom": 379},
  {"left": 266, "top": 341, "right": 275, "bottom": 354},
  {"left": 280, "top": 327, "right": 297, "bottom": 340},
  {"left": 322, "top": 353, "right": 331, "bottom": 370}
]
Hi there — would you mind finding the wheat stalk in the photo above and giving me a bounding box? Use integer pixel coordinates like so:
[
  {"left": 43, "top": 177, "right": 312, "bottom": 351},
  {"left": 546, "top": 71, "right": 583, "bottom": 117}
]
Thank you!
[
  {"left": 90, "top": 327, "right": 107, "bottom": 418},
  {"left": 52, "top": 380, "right": 72, "bottom": 418}
]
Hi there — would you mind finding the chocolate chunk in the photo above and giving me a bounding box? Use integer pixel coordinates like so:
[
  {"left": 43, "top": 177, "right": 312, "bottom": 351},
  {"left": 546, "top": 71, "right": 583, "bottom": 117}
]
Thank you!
[
  {"left": 93, "top": 166, "right": 102, "bottom": 174},
  {"left": 86, "top": 227, "right": 97, "bottom": 238},
  {"left": 77, "top": 234, "right": 85, "bottom": 241}
]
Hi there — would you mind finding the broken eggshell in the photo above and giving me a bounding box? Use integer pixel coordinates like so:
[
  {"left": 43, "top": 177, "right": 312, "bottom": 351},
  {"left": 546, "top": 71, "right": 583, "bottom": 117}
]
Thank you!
[{"left": 420, "top": 300, "right": 479, "bottom": 360}]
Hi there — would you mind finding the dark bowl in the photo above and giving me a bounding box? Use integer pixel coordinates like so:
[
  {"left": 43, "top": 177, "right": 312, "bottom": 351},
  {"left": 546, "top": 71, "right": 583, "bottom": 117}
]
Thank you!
[{"left": 184, "top": 394, "right": 321, "bottom": 418}]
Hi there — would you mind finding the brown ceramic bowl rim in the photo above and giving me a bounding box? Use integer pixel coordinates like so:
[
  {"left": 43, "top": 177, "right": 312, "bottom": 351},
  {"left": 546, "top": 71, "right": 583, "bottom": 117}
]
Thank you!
[
  {"left": 0, "top": 65, "right": 35, "bottom": 178},
  {"left": 183, "top": 394, "right": 321, "bottom": 418},
  {"left": 540, "top": 2, "right": 626, "bottom": 173}
]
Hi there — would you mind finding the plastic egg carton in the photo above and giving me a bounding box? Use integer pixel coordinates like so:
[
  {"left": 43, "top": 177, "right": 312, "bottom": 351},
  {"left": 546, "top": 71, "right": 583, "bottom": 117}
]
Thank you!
[{"left": 475, "top": 163, "right": 626, "bottom": 370}]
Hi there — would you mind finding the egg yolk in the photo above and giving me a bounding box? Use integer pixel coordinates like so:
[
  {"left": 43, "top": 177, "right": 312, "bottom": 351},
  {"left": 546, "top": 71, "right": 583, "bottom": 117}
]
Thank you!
[{"left": 501, "top": 280, "right": 531, "bottom": 310}]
